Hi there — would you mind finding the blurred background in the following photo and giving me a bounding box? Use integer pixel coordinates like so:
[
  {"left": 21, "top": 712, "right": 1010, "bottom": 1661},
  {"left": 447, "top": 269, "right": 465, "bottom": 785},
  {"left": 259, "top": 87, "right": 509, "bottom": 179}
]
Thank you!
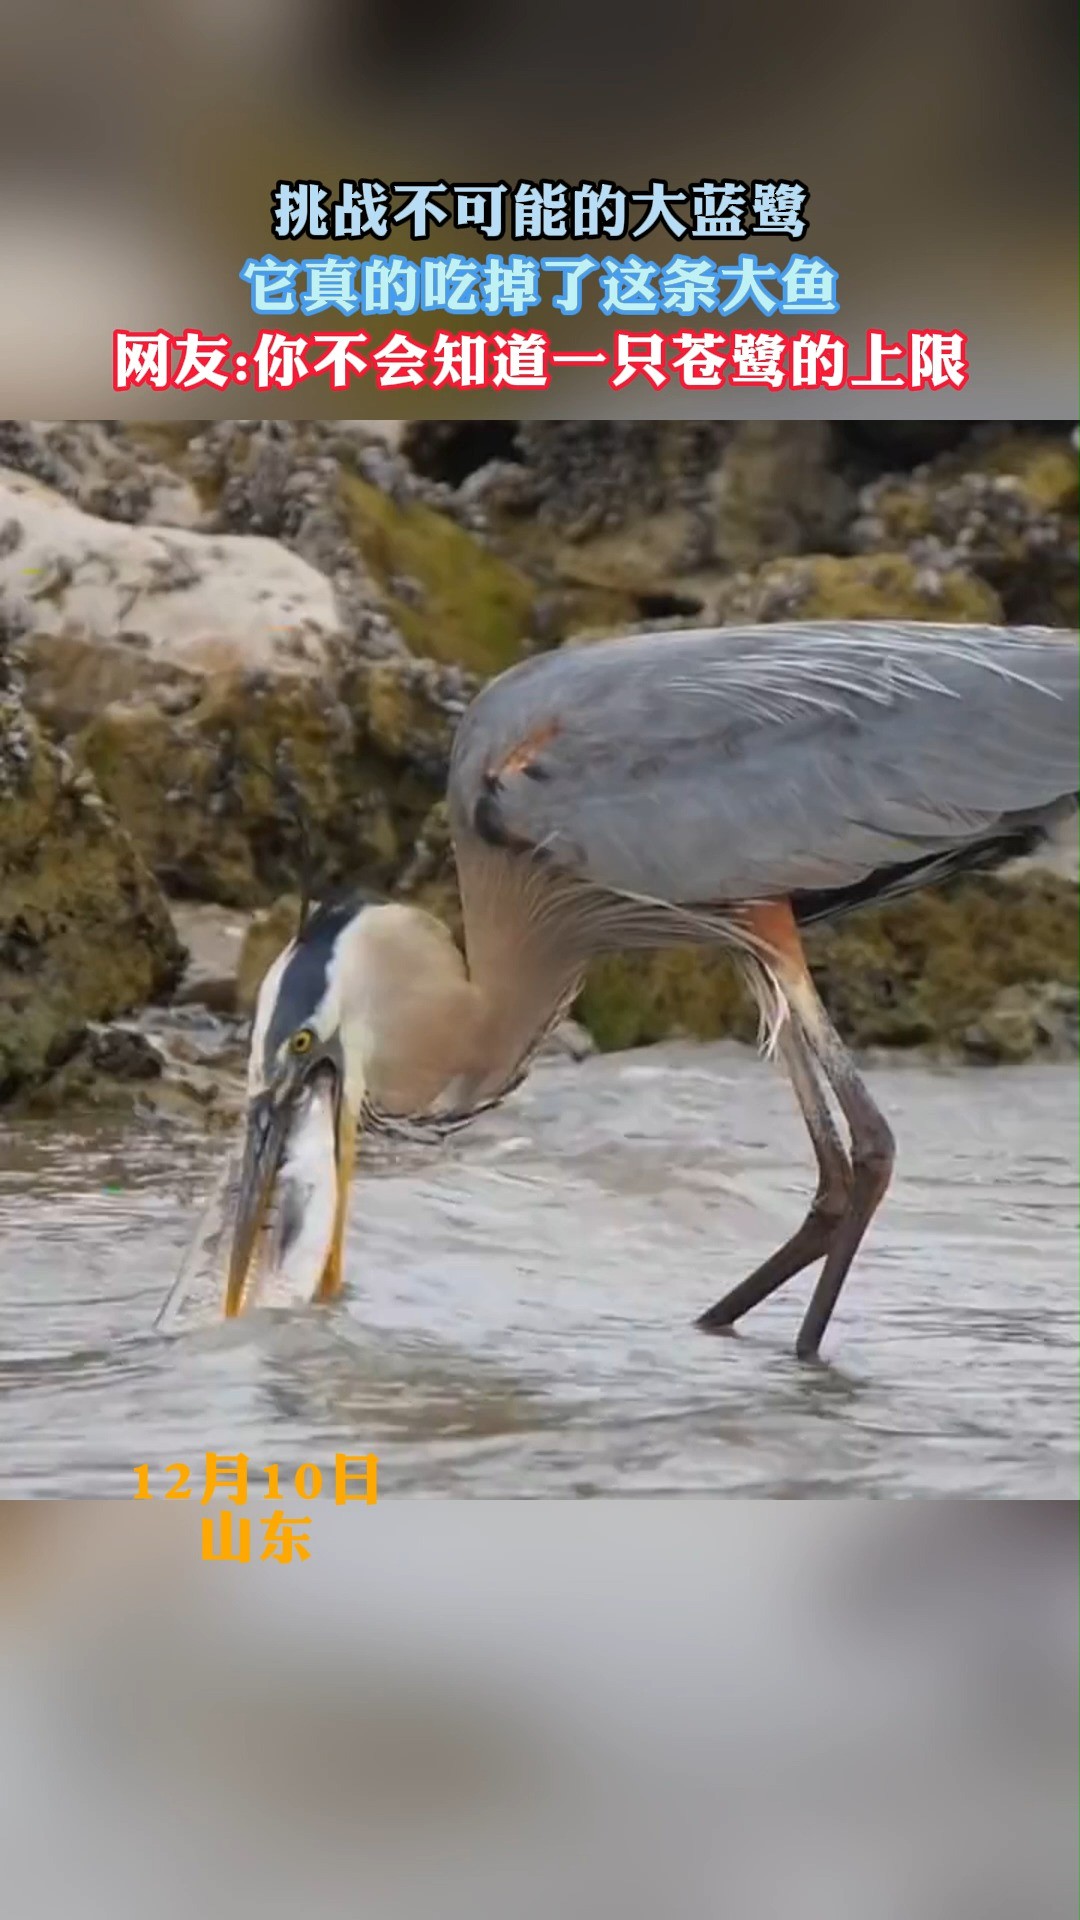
[
  {"left": 0, "top": 0, "right": 1076, "bottom": 414},
  {"left": 0, "top": 1502, "right": 1077, "bottom": 1917}
]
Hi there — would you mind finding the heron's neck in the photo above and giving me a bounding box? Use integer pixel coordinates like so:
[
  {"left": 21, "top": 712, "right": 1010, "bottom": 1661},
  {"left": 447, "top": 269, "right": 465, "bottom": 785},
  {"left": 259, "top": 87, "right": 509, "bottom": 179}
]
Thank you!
[
  {"left": 441, "top": 933, "right": 583, "bottom": 1114},
  {"left": 345, "top": 902, "right": 577, "bottom": 1118}
]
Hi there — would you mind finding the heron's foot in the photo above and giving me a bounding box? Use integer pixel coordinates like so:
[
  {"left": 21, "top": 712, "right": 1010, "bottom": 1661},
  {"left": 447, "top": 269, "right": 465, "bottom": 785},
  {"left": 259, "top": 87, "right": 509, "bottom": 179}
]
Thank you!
[
  {"left": 697, "top": 1300, "right": 836, "bottom": 1364},
  {"left": 794, "top": 1324, "right": 827, "bottom": 1362},
  {"left": 695, "top": 1188, "right": 849, "bottom": 1339},
  {"left": 694, "top": 1306, "right": 741, "bottom": 1336}
]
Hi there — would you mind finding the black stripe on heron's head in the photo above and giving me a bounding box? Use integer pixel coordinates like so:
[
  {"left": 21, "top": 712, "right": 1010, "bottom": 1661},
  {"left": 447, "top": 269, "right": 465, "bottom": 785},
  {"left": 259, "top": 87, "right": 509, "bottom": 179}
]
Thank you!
[{"left": 261, "top": 892, "right": 379, "bottom": 1072}]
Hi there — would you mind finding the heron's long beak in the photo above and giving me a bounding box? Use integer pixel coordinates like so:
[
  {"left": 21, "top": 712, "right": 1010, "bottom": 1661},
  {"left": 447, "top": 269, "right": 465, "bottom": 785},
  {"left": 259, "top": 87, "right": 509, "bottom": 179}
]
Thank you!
[{"left": 224, "top": 1090, "right": 293, "bottom": 1318}]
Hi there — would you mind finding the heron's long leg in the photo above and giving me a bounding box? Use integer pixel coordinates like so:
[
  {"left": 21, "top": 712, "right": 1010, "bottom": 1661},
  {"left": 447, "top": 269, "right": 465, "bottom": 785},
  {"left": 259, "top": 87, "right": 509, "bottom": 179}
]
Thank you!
[
  {"left": 698, "top": 902, "right": 894, "bottom": 1357},
  {"left": 697, "top": 1016, "right": 852, "bottom": 1333},
  {"left": 785, "top": 975, "right": 895, "bottom": 1360}
]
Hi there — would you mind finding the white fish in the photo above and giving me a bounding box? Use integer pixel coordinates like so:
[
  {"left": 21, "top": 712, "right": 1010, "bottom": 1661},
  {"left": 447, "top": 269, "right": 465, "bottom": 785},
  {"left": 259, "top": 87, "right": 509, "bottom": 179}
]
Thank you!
[
  {"left": 256, "top": 1075, "right": 339, "bottom": 1309},
  {"left": 155, "top": 1145, "right": 242, "bottom": 1332},
  {"left": 156, "top": 1078, "right": 339, "bottom": 1330}
]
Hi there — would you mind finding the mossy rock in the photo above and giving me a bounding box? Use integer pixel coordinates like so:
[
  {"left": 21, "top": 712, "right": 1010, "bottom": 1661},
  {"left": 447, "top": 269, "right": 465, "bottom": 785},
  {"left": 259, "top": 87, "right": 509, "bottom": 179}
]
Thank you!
[
  {"left": 481, "top": 428, "right": 852, "bottom": 635},
  {"left": 575, "top": 875, "right": 1078, "bottom": 1060},
  {"left": 473, "top": 470, "right": 699, "bottom": 621},
  {"left": 578, "top": 949, "right": 756, "bottom": 1052},
  {"left": 462, "top": 514, "right": 645, "bottom": 640},
  {"left": 960, "top": 981, "right": 1079, "bottom": 1064},
  {"left": 236, "top": 895, "right": 304, "bottom": 1013},
  {"left": 705, "top": 422, "right": 854, "bottom": 573},
  {"left": 393, "top": 799, "right": 464, "bottom": 939},
  {"left": 712, "top": 553, "right": 1001, "bottom": 626},
  {"left": 855, "top": 432, "right": 1078, "bottom": 627},
  {"left": 122, "top": 423, "right": 208, "bottom": 467},
  {"left": 973, "top": 434, "right": 1078, "bottom": 515},
  {"left": 343, "top": 657, "right": 474, "bottom": 775},
  {"left": 340, "top": 473, "right": 536, "bottom": 674},
  {"left": 0, "top": 708, "right": 183, "bottom": 1098},
  {"left": 530, "top": 510, "right": 704, "bottom": 600},
  {"left": 806, "top": 873, "right": 1079, "bottom": 1052},
  {"left": 862, "top": 430, "right": 1077, "bottom": 524},
  {"left": 530, "top": 585, "right": 645, "bottom": 646},
  {"left": 74, "top": 671, "right": 435, "bottom": 908}
]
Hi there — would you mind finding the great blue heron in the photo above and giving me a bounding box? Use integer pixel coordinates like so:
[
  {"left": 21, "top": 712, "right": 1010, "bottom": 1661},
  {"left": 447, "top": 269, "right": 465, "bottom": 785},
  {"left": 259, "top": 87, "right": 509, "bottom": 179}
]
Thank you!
[{"left": 226, "top": 619, "right": 1078, "bottom": 1357}]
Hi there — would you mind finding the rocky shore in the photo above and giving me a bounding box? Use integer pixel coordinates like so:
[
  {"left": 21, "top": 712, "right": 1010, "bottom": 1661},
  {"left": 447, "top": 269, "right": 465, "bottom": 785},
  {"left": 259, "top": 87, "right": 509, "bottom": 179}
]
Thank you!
[{"left": 0, "top": 418, "right": 1076, "bottom": 1119}]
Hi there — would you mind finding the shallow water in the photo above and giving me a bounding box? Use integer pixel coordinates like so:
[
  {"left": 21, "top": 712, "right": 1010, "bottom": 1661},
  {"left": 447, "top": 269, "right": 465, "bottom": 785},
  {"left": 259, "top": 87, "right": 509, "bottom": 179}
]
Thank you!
[{"left": 0, "top": 1042, "right": 1076, "bottom": 1497}]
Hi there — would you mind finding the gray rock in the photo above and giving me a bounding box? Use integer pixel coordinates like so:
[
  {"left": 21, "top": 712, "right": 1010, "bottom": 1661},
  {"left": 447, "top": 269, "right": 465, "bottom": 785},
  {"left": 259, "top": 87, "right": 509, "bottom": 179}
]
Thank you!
[
  {"left": 961, "top": 983, "right": 1080, "bottom": 1065},
  {"left": 169, "top": 901, "right": 251, "bottom": 1014}
]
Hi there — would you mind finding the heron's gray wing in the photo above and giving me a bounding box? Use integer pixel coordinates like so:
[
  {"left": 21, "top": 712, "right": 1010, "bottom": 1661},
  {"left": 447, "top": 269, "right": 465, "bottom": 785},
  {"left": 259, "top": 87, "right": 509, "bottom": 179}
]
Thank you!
[{"left": 448, "top": 622, "right": 1079, "bottom": 905}]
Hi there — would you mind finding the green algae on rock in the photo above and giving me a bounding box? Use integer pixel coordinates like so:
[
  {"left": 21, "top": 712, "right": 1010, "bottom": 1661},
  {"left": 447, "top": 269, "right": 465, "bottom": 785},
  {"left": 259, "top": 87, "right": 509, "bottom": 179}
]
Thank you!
[
  {"left": 0, "top": 701, "right": 183, "bottom": 1097},
  {"left": 704, "top": 423, "right": 855, "bottom": 574},
  {"left": 73, "top": 666, "right": 449, "bottom": 909},
  {"left": 710, "top": 552, "right": 1002, "bottom": 627},
  {"left": 960, "top": 981, "right": 1079, "bottom": 1065},
  {"left": 853, "top": 432, "right": 1079, "bottom": 629},
  {"left": 343, "top": 655, "right": 478, "bottom": 774},
  {"left": 340, "top": 473, "right": 537, "bottom": 675},
  {"left": 807, "top": 874, "right": 1079, "bottom": 1053},
  {"left": 576, "top": 875, "right": 1079, "bottom": 1061},
  {"left": 235, "top": 895, "right": 305, "bottom": 1013},
  {"left": 577, "top": 949, "right": 757, "bottom": 1053}
]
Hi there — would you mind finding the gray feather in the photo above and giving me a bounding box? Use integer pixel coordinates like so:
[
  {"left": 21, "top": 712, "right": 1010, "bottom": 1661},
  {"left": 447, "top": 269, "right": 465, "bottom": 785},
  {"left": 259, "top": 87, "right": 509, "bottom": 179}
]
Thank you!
[{"left": 449, "top": 622, "right": 1078, "bottom": 907}]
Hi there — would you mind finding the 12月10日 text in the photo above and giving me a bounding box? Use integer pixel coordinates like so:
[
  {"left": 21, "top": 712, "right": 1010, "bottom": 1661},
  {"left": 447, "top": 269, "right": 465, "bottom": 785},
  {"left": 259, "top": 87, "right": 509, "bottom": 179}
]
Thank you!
[
  {"left": 133, "top": 1454, "right": 378, "bottom": 1564},
  {"left": 133, "top": 1454, "right": 377, "bottom": 1503}
]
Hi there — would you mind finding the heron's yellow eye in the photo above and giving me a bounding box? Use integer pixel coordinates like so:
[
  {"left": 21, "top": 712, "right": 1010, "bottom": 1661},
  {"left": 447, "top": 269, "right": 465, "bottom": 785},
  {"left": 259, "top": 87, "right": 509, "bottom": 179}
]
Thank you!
[{"left": 290, "top": 1028, "right": 314, "bottom": 1056}]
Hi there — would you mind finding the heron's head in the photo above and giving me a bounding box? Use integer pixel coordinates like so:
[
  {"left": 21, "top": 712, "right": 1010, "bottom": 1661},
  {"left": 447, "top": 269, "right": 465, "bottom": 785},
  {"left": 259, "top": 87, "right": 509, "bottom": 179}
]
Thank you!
[
  {"left": 225, "top": 895, "right": 480, "bottom": 1315},
  {"left": 225, "top": 898, "right": 367, "bottom": 1317}
]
